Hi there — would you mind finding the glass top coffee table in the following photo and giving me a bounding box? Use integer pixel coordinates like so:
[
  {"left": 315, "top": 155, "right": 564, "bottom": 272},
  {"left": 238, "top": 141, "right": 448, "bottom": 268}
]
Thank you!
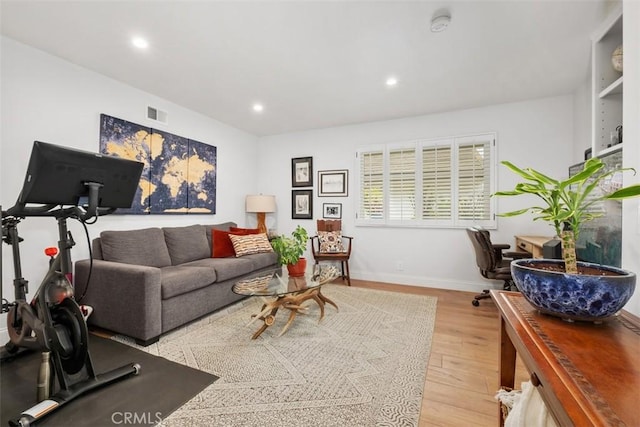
[{"left": 232, "top": 265, "right": 339, "bottom": 339}]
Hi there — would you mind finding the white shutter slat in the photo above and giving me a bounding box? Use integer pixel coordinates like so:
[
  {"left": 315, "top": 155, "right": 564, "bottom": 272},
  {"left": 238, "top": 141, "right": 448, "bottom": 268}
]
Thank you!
[
  {"left": 389, "top": 148, "right": 416, "bottom": 220},
  {"left": 359, "top": 151, "right": 384, "bottom": 220},
  {"left": 457, "top": 141, "right": 491, "bottom": 221},
  {"left": 422, "top": 145, "right": 452, "bottom": 219}
]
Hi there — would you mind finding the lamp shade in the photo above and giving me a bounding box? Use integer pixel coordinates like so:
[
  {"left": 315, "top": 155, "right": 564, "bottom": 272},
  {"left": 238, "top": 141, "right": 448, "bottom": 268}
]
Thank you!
[{"left": 246, "top": 195, "right": 276, "bottom": 213}]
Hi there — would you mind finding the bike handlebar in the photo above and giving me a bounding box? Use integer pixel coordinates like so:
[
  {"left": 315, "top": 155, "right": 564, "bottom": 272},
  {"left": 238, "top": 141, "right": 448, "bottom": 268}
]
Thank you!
[{"left": 2, "top": 204, "right": 115, "bottom": 222}]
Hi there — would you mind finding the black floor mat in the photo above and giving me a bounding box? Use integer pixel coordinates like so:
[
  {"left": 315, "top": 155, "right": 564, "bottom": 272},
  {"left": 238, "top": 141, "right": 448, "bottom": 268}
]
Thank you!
[{"left": 1, "top": 334, "right": 217, "bottom": 426}]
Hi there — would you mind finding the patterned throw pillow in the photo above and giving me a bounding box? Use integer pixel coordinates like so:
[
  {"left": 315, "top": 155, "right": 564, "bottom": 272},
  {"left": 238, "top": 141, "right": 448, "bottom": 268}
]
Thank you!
[
  {"left": 318, "top": 231, "right": 345, "bottom": 253},
  {"left": 229, "top": 233, "right": 274, "bottom": 257}
]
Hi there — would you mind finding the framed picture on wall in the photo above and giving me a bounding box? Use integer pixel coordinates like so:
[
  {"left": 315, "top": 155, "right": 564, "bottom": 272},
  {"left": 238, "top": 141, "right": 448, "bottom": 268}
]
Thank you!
[
  {"left": 318, "top": 170, "right": 348, "bottom": 197},
  {"left": 322, "top": 203, "right": 342, "bottom": 219},
  {"left": 292, "top": 189, "right": 313, "bottom": 219},
  {"left": 291, "top": 157, "right": 313, "bottom": 187}
]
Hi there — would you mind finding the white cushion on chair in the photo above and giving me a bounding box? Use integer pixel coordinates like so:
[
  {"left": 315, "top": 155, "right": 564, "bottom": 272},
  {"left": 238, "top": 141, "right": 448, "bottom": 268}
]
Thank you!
[{"left": 318, "top": 231, "right": 345, "bottom": 253}]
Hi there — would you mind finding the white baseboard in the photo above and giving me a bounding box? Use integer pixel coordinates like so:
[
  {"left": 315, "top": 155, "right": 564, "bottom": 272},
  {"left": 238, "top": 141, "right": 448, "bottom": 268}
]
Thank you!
[{"left": 350, "top": 270, "right": 502, "bottom": 293}]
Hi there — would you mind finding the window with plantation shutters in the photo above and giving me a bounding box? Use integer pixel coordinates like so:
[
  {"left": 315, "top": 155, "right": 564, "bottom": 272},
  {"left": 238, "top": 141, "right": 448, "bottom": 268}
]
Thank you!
[
  {"left": 356, "top": 133, "right": 496, "bottom": 228},
  {"left": 389, "top": 147, "right": 416, "bottom": 220},
  {"left": 358, "top": 150, "right": 384, "bottom": 220},
  {"left": 457, "top": 139, "right": 492, "bottom": 221},
  {"left": 422, "top": 145, "right": 452, "bottom": 220}
]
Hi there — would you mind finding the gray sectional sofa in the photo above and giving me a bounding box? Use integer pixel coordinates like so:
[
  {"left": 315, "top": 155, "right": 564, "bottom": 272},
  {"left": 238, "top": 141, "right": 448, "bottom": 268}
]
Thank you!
[{"left": 74, "top": 222, "right": 279, "bottom": 345}]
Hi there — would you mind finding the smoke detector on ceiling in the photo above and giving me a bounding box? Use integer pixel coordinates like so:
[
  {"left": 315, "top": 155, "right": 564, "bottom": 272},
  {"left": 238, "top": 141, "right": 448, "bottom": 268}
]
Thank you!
[{"left": 430, "top": 12, "right": 451, "bottom": 33}]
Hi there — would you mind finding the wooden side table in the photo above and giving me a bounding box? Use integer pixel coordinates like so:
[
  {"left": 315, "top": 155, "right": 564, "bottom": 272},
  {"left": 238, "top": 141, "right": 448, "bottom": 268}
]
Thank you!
[{"left": 491, "top": 290, "right": 640, "bottom": 426}]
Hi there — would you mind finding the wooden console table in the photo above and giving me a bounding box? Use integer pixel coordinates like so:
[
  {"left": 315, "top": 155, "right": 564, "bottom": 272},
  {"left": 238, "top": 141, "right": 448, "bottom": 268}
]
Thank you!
[{"left": 491, "top": 290, "right": 640, "bottom": 426}]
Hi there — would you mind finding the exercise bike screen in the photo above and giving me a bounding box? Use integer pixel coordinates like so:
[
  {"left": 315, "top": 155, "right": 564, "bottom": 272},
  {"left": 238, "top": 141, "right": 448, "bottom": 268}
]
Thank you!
[{"left": 17, "top": 141, "right": 144, "bottom": 208}]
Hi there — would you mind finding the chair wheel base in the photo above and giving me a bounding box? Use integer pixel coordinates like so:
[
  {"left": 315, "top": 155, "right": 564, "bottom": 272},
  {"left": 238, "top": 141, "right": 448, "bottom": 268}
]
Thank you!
[{"left": 472, "top": 289, "right": 491, "bottom": 307}]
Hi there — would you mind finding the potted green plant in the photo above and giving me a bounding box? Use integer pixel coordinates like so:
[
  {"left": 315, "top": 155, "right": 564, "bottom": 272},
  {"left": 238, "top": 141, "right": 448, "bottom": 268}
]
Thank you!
[
  {"left": 270, "top": 225, "right": 309, "bottom": 276},
  {"left": 494, "top": 157, "right": 640, "bottom": 321}
]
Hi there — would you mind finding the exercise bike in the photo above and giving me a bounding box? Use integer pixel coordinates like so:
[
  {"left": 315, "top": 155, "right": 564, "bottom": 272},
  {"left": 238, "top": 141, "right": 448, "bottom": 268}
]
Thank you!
[{"left": 1, "top": 141, "right": 144, "bottom": 426}]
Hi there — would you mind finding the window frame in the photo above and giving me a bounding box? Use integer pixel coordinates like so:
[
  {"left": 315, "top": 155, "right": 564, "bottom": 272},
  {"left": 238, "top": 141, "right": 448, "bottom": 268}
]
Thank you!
[{"left": 355, "top": 132, "right": 497, "bottom": 229}]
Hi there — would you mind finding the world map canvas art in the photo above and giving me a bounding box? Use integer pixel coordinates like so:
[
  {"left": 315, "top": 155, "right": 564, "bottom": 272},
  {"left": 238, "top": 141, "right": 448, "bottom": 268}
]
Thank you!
[{"left": 99, "top": 114, "right": 216, "bottom": 214}]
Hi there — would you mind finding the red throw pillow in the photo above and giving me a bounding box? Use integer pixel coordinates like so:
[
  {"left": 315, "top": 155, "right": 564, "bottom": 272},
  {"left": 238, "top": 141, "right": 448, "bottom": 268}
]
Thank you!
[
  {"left": 229, "top": 227, "right": 261, "bottom": 235},
  {"left": 212, "top": 229, "right": 236, "bottom": 258}
]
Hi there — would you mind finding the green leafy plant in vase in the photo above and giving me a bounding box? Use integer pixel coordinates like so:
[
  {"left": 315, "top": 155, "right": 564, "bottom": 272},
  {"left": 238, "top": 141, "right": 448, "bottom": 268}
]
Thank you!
[
  {"left": 493, "top": 157, "right": 640, "bottom": 321},
  {"left": 271, "top": 225, "right": 309, "bottom": 276}
]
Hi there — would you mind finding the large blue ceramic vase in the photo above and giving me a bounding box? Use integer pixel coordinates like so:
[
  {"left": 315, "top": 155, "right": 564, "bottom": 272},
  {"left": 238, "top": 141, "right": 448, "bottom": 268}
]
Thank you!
[{"left": 511, "top": 259, "right": 636, "bottom": 322}]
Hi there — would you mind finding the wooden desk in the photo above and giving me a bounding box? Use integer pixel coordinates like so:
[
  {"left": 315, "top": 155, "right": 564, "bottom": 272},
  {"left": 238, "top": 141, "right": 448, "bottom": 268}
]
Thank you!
[
  {"left": 491, "top": 290, "right": 640, "bottom": 426},
  {"left": 514, "top": 235, "right": 553, "bottom": 258}
]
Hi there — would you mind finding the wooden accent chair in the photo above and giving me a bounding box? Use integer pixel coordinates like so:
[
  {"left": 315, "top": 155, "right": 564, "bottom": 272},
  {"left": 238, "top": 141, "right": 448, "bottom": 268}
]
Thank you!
[
  {"left": 310, "top": 220, "right": 353, "bottom": 286},
  {"left": 466, "top": 227, "right": 530, "bottom": 306}
]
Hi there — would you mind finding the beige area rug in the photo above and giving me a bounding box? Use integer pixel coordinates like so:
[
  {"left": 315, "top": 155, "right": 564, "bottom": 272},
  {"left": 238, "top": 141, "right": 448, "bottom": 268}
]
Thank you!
[{"left": 114, "top": 284, "right": 438, "bottom": 426}]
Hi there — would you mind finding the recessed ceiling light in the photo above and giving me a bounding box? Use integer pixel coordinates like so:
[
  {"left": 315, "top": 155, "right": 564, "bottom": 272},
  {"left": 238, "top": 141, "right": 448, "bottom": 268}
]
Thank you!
[
  {"left": 386, "top": 77, "right": 398, "bottom": 87},
  {"left": 131, "top": 37, "right": 149, "bottom": 49},
  {"left": 252, "top": 103, "right": 264, "bottom": 113}
]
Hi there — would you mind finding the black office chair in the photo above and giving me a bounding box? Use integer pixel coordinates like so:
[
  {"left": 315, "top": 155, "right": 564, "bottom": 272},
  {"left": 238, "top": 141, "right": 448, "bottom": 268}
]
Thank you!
[{"left": 466, "top": 227, "right": 530, "bottom": 306}]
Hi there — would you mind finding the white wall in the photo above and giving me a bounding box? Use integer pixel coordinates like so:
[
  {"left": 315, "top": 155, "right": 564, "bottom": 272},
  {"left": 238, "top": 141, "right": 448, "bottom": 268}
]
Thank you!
[
  {"left": 0, "top": 37, "right": 260, "bottom": 339},
  {"left": 621, "top": 0, "right": 640, "bottom": 316},
  {"left": 573, "top": 77, "right": 592, "bottom": 164},
  {"left": 258, "top": 96, "right": 574, "bottom": 292}
]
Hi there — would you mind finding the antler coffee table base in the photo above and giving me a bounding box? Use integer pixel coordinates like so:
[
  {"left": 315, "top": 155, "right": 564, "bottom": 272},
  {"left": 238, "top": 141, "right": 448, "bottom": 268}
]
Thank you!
[{"left": 247, "top": 288, "right": 338, "bottom": 339}]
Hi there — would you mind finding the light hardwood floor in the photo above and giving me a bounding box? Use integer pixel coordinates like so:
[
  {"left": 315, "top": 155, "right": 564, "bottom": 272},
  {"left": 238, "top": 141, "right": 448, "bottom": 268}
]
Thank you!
[{"left": 349, "top": 279, "right": 529, "bottom": 427}]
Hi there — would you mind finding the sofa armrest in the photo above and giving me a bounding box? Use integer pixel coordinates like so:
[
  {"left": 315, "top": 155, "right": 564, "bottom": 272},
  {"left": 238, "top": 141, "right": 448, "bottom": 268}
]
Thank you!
[{"left": 74, "top": 259, "right": 162, "bottom": 343}]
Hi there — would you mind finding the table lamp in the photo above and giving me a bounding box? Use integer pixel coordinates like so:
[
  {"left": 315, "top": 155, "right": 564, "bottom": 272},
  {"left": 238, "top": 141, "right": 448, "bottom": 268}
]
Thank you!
[{"left": 245, "top": 195, "right": 276, "bottom": 234}]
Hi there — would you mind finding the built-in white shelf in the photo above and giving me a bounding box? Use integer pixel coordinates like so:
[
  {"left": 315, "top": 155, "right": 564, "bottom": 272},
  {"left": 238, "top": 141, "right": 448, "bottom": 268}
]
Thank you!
[
  {"left": 596, "top": 143, "right": 622, "bottom": 158},
  {"left": 591, "top": 6, "right": 623, "bottom": 156},
  {"left": 599, "top": 76, "right": 623, "bottom": 99}
]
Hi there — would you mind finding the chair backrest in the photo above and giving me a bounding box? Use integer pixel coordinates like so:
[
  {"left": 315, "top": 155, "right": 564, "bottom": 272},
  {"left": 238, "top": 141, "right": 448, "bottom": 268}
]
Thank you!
[
  {"left": 466, "top": 227, "right": 498, "bottom": 274},
  {"left": 317, "top": 220, "right": 342, "bottom": 232}
]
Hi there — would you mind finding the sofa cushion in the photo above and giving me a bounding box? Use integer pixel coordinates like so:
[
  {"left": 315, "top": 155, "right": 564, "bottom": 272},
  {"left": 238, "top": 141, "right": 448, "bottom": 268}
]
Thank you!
[
  {"left": 163, "top": 225, "right": 210, "bottom": 265},
  {"left": 182, "top": 257, "right": 256, "bottom": 282},
  {"left": 100, "top": 228, "right": 172, "bottom": 267},
  {"left": 242, "top": 252, "right": 279, "bottom": 270},
  {"left": 160, "top": 265, "right": 218, "bottom": 299}
]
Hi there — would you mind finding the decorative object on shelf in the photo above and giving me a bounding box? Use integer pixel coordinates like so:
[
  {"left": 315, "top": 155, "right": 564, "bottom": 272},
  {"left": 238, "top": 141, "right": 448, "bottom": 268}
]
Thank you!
[
  {"left": 291, "top": 157, "right": 313, "bottom": 187},
  {"left": 245, "top": 194, "right": 276, "bottom": 234},
  {"left": 583, "top": 147, "right": 592, "bottom": 160},
  {"left": 616, "top": 125, "right": 623, "bottom": 145},
  {"left": 494, "top": 157, "right": 640, "bottom": 321},
  {"left": 318, "top": 169, "right": 348, "bottom": 197},
  {"left": 611, "top": 44, "right": 623, "bottom": 72},
  {"left": 322, "top": 203, "right": 342, "bottom": 219},
  {"left": 291, "top": 189, "right": 313, "bottom": 219},
  {"left": 270, "top": 225, "right": 309, "bottom": 276}
]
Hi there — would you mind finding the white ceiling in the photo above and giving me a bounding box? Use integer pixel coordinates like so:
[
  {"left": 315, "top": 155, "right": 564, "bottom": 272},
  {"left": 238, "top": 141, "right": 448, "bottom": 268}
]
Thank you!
[{"left": 0, "top": 1, "right": 609, "bottom": 136}]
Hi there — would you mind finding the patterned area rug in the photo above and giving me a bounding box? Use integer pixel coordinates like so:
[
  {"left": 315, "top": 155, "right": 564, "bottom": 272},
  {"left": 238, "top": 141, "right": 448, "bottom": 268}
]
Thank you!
[{"left": 114, "top": 284, "right": 437, "bottom": 426}]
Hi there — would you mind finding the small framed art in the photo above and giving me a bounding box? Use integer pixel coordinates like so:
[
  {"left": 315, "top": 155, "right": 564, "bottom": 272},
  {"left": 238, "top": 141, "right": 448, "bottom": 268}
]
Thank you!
[
  {"left": 292, "top": 189, "right": 313, "bottom": 219},
  {"left": 318, "top": 169, "right": 348, "bottom": 197},
  {"left": 292, "top": 157, "right": 313, "bottom": 187},
  {"left": 322, "top": 203, "right": 342, "bottom": 219}
]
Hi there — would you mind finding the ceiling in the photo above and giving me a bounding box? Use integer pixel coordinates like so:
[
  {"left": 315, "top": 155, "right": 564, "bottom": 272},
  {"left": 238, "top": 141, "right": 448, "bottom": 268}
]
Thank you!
[{"left": 0, "top": 1, "right": 609, "bottom": 136}]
